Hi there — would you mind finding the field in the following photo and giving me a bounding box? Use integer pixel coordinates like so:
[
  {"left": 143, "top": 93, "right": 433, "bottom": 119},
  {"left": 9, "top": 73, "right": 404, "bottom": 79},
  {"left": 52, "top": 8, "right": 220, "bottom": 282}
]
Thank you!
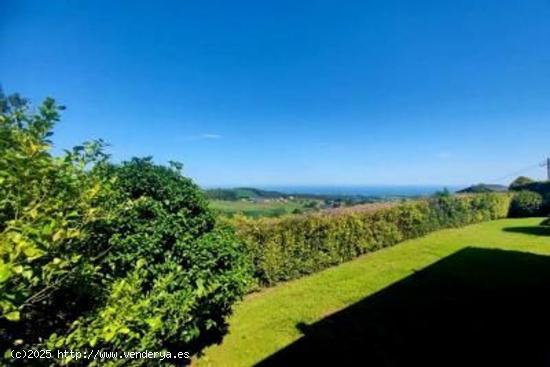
[
  {"left": 209, "top": 199, "right": 319, "bottom": 218},
  {"left": 196, "top": 218, "right": 550, "bottom": 366}
]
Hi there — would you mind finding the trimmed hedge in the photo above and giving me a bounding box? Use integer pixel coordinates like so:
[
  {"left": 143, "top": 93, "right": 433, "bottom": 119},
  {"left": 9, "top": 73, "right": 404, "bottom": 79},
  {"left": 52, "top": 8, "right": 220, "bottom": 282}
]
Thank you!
[
  {"left": 228, "top": 194, "right": 512, "bottom": 286},
  {"left": 509, "top": 182, "right": 550, "bottom": 216},
  {"left": 508, "top": 190, "right": 544, "bottom": 217}
]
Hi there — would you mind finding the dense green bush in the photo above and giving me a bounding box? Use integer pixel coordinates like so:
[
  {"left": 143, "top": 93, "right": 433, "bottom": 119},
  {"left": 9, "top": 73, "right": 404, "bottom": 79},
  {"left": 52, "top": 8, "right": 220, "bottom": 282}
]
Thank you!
[
  {"left": 509, "top": 180, "right": 550, "bottom": 215},
  {"left": 0, "top": 94, "right": 251, "bottom": 365},
  {"left": 508, "top": 190, "right": 544, "bottom": 217},
  {"left": 229, "top": 194, "right": 512, "bottom": 286},
  {"left": 49, "top": 158, "right": 251, "bottom": 364},
  {"left": 509, "top": 180, "right": 550, "bottom": 196},
  {"left": 509, "top": 176, "right": 535, "bottom": 190}
]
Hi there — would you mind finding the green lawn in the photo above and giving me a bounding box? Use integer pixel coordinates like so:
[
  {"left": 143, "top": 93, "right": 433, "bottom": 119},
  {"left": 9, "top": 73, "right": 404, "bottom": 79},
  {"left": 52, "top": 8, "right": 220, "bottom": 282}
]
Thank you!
[
  {"left": 209, "top": 199, "right": 316, "bottom": 218},
  {"left": 196, "top": 218, "right": 550, "bottom": 366}
]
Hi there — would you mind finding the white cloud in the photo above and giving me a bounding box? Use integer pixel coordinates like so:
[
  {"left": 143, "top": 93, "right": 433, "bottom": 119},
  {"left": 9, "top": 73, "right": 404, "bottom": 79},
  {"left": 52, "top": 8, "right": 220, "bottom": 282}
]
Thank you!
[
  {"left": 199, "top": 133, "right": 222, "bottom": 139},
  {"left": 181, "top": 133, "right": 223, "bottom": 141}
]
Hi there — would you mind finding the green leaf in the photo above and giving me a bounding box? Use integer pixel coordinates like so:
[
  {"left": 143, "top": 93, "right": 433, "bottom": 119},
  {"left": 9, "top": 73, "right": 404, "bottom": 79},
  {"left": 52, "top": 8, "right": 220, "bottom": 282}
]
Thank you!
[
  {"left": 196, "top": 278, "right": 206, "bottom": 296},
  {"left": 21, "top": 244, "right": 44, "bottom": 260},
  {"left": 146, "top": 316, "right": 162, "bottom": 329},
  {"left": 0, "top": 262, "right": 11, "bottom": 283},
  {"left": 5, "top": 310, "right": 20, "bottom": 321},
  {"left": 136, "top": 258, "right": 146, "bottom": 269},
  {"left": 104, "top": 327, "right": 116, "bottom": 342},
  {"left": 52, "top": 230, "right": 64, "bottom": 242}
]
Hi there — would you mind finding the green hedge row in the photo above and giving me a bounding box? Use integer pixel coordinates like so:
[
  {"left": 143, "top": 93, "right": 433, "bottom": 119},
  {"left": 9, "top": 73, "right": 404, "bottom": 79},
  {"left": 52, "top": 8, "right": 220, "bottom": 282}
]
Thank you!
[
  {"left": 228, "top": 194, "right": 512, "bottom": 286},
  {"left": 509, "top": 181, "right": 550, "bottom": 217},
  {"left": 509, "top": 190, "right": 545, "bottom": 217}
]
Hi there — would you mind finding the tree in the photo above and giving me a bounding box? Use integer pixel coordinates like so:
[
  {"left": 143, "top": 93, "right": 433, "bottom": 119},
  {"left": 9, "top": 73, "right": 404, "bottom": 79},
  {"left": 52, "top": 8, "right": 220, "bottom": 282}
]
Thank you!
[
  {"left": 433, "top": 188, "right": 452, "bottom": 197},
  {"left": 1, "top": 90, "right": 251, "bottom": 365},
  {"left": 57, "top": 159, "right": 251, "bottom": 364},
  {"left": 1, "top": 92, "right": 110, "bottom": 350},
  {"left": 0, "top": 85, "right": 28, "bottom": 114},
  {"left": 509, "top": 176, "right": 535, "bottom": 190}
]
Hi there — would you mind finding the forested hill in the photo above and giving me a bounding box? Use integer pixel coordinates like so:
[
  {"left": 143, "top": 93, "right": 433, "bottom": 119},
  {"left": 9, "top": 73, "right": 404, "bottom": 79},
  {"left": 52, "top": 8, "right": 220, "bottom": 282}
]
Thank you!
[
  {"left": 457, "top": 184, "right": 508, "bottom": 193},
  {"left": 205, "top": 187, "right": 287, "bottom": 200}
]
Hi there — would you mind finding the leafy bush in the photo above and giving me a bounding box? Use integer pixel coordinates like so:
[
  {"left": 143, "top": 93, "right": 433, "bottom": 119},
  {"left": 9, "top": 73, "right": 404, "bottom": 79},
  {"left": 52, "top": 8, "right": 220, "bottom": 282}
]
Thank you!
[
  {"left": 509, "top": 181, "right": 550, "bottom": 196},
  {"left": 228, "top": 194, "right": 512, "bottom": 286},
  {"left": 508, "top": 191, "right": 544, "bottom": 217},
  {"left": 0, "top": 96, "right": 110, "bottom": 327},
  {"left": 508, "top": 180, "right": 550, "bottom": 216},
  {"left": 0, "top": 94, "right": 251, "bottom": 365},
  {"left": 509, "top": 176, "right": 535, "bottom": 190},
  {"left": 49, "top": 159, "right": 251, "bottom": 362}
]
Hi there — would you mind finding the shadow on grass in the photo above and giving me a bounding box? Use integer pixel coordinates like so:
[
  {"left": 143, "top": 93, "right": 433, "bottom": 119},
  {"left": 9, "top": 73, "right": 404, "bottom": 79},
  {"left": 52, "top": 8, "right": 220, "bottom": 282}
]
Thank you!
[
  {"left": 256, "top": 248, "right": 550, "bottom": 367},
  {"left": 502, "top": 225, "right": 550, "bottom": 236}
]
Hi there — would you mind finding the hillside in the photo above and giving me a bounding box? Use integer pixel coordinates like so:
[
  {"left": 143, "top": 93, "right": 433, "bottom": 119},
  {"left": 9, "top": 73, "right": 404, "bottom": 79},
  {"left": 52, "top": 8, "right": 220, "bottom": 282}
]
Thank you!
[
  {"left": 205, "top": 187, "right": 393, "bottom": 218},
  {"left": 457, "top": 183, "right": 508, "bottom": 193},
  {"left": 205, "top": 187, "right": 287, "bottom": 201}
]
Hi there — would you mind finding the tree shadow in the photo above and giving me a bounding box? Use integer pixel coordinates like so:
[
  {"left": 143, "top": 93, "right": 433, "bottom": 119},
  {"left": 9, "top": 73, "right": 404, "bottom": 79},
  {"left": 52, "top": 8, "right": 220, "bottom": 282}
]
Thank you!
[
  {"left": 256, "top": 248, "right": 550, "bottom": 367},
  {"left": 502, "top": 226, "right": 550, "bottom": 236}
]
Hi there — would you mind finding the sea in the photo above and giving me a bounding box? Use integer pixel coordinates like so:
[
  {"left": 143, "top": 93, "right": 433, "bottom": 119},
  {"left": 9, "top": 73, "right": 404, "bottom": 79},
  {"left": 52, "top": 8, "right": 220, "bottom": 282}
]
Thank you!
[{"left": 257, "top": 185, "right": 462, "bottom": 198}]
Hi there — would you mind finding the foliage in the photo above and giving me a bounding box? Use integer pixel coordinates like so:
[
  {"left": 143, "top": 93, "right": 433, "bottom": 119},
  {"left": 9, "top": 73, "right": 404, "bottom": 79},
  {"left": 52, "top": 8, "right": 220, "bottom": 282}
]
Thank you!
[
  {"left": 227, "top": 194, "right": 512, "bottom": 286},
  {"left": 509, "top": 176, "right": 535, "bottom": 190},
  {"left": 509, "top": 177, "right": 550, "bottom": 217},
  {"left": 205, "top": 188, "right": 286, "bottom": 201},
  {"left": 0, "top": 94, "right": 109, "bottom": 328},
  {"left": 206, "top": 189, "right": 240, "bottom": 201},
  {"left": 508, "top": 180, "right": 550, "bottom": 196},
  {"left": 457, "top": 184, "right": 508, "bottom": 193},
  {"left": 49, "top": 158, "right": 251, "bottom": 364},
  {"left": 508, "top": 190, "right": 544, "bottom": 217},
  {"left": 433, "top": 188, "right": 451, "bottom": 197},
  {"left": 0, "top": 93, "right": 251, "bottom": 365}
]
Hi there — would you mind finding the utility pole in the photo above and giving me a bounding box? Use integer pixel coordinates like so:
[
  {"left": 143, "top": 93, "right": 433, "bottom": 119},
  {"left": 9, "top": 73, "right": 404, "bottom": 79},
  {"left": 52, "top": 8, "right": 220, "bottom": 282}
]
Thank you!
[{"left": 541, "top": 158, "right": 550, "bottom": 181}]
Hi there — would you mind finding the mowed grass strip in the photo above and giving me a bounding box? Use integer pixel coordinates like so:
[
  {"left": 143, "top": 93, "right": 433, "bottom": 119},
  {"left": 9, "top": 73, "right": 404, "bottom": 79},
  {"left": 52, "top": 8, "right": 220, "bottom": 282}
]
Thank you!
[
  {"left": 209, "top": 200, "right": 307, "bottom": 218},
  {"left": 196, "top": 218, "right": 550, "bottom": 367}
]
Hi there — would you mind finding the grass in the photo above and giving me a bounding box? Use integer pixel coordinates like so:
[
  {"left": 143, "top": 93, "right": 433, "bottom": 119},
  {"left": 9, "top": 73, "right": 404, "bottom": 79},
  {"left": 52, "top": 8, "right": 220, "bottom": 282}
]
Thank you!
[
  {"left": 209, "top": 199, "right": 316, "bottom": 218},
  {"left": 196, "top": 218, "right": 550, "bottom": 366}
]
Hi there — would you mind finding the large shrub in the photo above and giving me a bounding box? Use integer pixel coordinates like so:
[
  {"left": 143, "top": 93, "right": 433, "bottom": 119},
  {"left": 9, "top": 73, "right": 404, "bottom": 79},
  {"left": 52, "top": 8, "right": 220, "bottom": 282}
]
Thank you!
[
  {"left": 49, "top": 158, "right": 251, "bottom": 363},
  {"left": 228, "top": 194, "right": 512, "bottom": 286},
  {"left": 508, "top": 191, "right": 544, "bottom": 217},
  {"left": 0, "top": 94, "right": 250, "bottom": 365},
  {"left": 509, "top": 179, "right": 550, "bottom": 195},
  {"left": 509, "top": 179, "right": 550, "bottom": 216},
  {"left": 509, "top": 176, "right": 535, "bottom": 190}
]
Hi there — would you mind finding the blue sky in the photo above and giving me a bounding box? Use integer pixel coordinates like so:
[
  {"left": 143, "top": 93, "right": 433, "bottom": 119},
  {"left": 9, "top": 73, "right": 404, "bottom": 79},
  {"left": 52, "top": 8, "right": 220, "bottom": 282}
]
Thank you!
[{"left": 1, "top": 0, "right": 549, "bottom": 186}]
